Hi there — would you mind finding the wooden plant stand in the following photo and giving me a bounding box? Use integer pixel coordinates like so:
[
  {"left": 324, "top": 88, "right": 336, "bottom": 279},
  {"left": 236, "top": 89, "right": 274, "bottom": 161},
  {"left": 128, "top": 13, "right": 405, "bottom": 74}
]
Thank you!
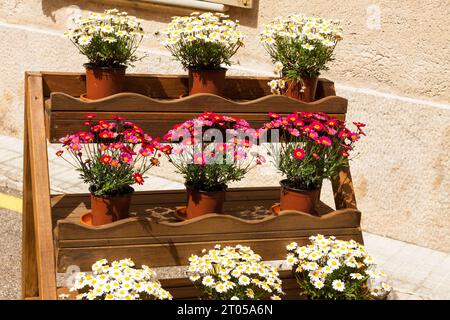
[{"left": 22, "top": 72, "right": 360, "bottom": 300}]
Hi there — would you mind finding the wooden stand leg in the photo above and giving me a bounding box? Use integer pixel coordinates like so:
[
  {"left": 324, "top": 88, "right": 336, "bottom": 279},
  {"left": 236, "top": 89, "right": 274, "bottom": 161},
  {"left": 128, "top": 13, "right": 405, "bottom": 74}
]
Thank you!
[
  {"left": 332, "top": 163, "right": 357, "bottom": 210},
  {"left": 21, "top": 73, "right": 57, "bottom": 299},
  {"left": 21, "top": 117, "right": 39, "bottom": 299}
]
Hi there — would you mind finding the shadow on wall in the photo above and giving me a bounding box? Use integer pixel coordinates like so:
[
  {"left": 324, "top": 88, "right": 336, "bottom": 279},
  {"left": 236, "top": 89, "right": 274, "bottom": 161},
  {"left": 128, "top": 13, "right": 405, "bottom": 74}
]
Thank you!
[{"left": 41, "top": 0, "right": 260, "bottom": 27}]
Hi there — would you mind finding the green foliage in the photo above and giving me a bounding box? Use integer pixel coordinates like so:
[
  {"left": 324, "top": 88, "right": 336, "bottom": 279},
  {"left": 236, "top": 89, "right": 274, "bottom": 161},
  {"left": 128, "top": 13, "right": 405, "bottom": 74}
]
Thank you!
[
  {"left": 77, "top": 148, "right": 136, "bottom": 196},
  {"left": 270, "top": 134, "right": 347, "bottom": 190},
  {"left": 171, "top": 157, "right": 251, "bottom": 192},
  {"left": 166, "top": 40, "right": 240, "bottom": 70},
  {"left": 295, "top": 269, "right": 372, "bottom": 300},
  {"left": 264, "top": 37, "right": 336, "bottom": 79}
]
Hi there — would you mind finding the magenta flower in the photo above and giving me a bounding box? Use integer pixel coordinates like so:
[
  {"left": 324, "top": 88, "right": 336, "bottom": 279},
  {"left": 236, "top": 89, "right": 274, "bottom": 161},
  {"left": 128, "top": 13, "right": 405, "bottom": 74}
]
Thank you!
[
  {"left": 289, "top": 128, "right": 301, "bottom": 137},
  {"left": 319, "top": 136, "right": 332, "bottom": 147},
  {"left": 233, "top": 150, "right": 246, "bottom": 160},
  {"left": 193, "top": 152, "right": 206, "bottom": 165},
  {"left": 308, "top": 130, "right": 319, "bottom": 140},
  {"left": 121, "top": 152, "right": 133, "bottom": 164}
]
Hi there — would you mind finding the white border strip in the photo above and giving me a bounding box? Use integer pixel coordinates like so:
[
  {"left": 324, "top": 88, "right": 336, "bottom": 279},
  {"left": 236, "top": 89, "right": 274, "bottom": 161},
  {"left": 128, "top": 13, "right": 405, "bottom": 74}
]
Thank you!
[
  {"left": 0, "top": 20, "right": 62, "bottom": 37},
  {"left": 336, "top": 84, "right": 450, "bottom": 111},
  {"left": 1, "top": 20, "right": 449, "bottom": 111}
]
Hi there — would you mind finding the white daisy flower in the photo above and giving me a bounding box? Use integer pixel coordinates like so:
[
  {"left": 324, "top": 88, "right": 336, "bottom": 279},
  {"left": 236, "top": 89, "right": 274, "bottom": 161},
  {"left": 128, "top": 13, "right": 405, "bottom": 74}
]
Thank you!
[
  {"left": 202, "top": 275, "right": 215, "bottom": 287},
  {"left": 332, "top": 279, "right": 345, "bottom": 292}
]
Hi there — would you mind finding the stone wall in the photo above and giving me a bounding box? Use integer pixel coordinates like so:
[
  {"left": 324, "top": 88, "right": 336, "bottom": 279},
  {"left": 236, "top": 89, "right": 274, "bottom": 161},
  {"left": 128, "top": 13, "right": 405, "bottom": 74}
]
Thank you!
[{"left": 0, "top": 0, "right": 449, "bottom": 252}]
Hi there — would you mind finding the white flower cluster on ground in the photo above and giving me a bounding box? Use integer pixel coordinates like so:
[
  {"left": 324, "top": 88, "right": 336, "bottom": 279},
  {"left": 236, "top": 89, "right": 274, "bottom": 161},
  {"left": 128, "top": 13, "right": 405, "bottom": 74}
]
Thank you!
[
  {"left": 70, "top": 258, "right": 172, "bottom": 300},
  {"left": 286, "top": 235, "right": 391, "bottom": 299},
  {"left": 188, "top": 244, "right": 284, "bottom": 300}
]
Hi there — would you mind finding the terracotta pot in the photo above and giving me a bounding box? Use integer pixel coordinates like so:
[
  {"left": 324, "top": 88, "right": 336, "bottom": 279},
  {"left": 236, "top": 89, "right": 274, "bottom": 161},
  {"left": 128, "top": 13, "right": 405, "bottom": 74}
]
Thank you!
[
  {"left": 279, "top": 180, "right": 320, "bottom": 214},
  {"left": 90, "top": 189, "right": 133, "bottom": 226},
  {"left": 283, "top": 77, "right": 319, "bottom": 102},
  {"left": 186, "top": 187, "right": 226, "bottom": 219},
  {"left": 188, "top": 68, "right": 227, "bottom": 96},
  {"left": 85, "top": 64, "right": 127, "bottom": 100}
]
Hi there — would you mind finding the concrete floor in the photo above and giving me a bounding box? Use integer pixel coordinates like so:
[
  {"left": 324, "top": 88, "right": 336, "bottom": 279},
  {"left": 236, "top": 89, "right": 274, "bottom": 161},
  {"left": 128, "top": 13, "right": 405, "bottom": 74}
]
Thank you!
[{"left": 0, "top": 209, "right": 21, "bottom": 300}]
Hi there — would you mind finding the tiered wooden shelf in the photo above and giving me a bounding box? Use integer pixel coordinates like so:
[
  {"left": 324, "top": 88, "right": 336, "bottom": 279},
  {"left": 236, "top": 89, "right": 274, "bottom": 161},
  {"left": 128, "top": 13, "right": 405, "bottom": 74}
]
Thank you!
[{"left": 23, "top": 72, "right": 360, "bottom": 300}]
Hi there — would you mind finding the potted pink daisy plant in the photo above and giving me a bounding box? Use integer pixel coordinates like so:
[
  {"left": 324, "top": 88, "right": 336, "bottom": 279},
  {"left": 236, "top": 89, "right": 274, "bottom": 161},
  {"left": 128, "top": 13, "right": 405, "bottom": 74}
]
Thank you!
[{"left": 262, "top": 111, "right": 365, "bottom": 214}]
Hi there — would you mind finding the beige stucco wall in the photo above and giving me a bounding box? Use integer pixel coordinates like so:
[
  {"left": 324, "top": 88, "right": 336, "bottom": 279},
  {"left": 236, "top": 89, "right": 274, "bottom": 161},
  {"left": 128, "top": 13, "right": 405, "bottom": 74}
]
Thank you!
[{"left": 0, "top": 0, "right": 449, "bottom": 252}]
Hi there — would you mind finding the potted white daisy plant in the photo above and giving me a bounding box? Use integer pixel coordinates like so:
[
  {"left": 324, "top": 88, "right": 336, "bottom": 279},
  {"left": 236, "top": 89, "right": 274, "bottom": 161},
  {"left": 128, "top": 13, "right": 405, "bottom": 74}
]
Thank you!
[
  {"left": 65, "top": 9, "right": 144, "bottom": 99},
  {"left": 162, "top": 12, "right": 244, "bottom": 96},
  {"left": 260, "top": 14, "right": 343, "bottom": 102}
]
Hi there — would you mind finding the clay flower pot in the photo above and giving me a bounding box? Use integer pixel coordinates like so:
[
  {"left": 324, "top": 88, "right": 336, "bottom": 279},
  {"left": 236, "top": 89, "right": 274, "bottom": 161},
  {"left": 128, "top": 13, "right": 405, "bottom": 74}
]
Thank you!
[
  {"left": 283, "top": 77, "right": 319, "bottom": 102},
  {"left": 279, "top": 180, "right": 320, "bottom": 214},
  {"left": 188, "top": 68, "right": 227, "bottom": 96},
  {"left": 185, "top": 187, "right": 226, "bottom": 219},
  {"left": 90, "top": 188, "right": 134, "bottom": 226},
  {"left": 85, "top": 64, "right": 127, "bottom": 100}
]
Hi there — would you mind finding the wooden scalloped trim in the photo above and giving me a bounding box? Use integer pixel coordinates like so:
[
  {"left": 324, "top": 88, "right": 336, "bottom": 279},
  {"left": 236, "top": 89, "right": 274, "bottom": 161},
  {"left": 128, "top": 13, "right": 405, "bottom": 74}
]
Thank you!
[
  {"left": 49, "top": 91, "right": 348, "bottom": 114},
  {"left": 57, "top": 208, "right": 361, "bottom": 233}
]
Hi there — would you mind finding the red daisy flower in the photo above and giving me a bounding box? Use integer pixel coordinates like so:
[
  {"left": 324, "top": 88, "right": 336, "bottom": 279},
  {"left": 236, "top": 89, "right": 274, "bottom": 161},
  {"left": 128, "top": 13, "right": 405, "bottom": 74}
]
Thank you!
[
  {"left": 100, "top": 154, "right": 112, "bottom": 164},
  {"left": 326, "top": 119, "right": 338, "bottom": 127},
  {"left": 99, "top": 131, "right": 113, "bottom": 139},
  {"left": 294, "top": 120, "right": 305, "bottom": 127},
  {"left": 56, "top": 150, "right": 64, "bottom": 157},
  {"left": 303, "top": 126, "right": 313, "bottom": 133},
  {"left": 133, "top": 173, "right": 144, "bottom": 185},
  {"left": 292, "top": 148, "right": 306, "bottom": 160},
  {"left": 288, "top": 115, "right": 298, "bottom": 122},
  {"left": 311, "top": 121, "right": 324, "bottom": 131},
  {"left": 269, "top": 112, "right": 280, "bottom": 119},
  {"left": 338, "top": 130, "right": 350, "bottom": 139},
  {"left": 159, "top": 145, "right": 172, "bottom": 155}
]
